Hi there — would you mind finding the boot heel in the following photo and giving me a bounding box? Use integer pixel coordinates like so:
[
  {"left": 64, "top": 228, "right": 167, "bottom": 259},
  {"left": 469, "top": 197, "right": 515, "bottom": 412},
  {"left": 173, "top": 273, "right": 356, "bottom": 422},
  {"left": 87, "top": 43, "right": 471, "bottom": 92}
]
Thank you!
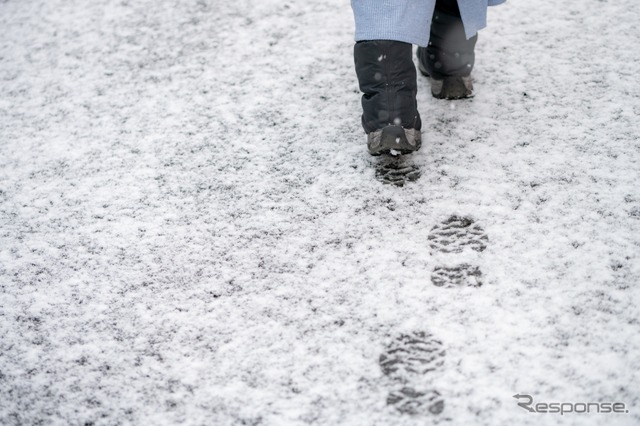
[{"left": 368, "top": 125, "right": 422, "bottom": 156}]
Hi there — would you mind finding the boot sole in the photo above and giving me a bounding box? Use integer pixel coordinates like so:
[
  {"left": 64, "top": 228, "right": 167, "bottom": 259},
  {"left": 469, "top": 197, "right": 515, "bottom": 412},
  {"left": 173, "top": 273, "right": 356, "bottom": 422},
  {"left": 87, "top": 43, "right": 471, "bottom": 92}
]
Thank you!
[
  {"left": 368, "top": 126, "right": 422, "bottom": 156},
  {"left": 418, "top": 63, "right": 474, "bottom": 100}
]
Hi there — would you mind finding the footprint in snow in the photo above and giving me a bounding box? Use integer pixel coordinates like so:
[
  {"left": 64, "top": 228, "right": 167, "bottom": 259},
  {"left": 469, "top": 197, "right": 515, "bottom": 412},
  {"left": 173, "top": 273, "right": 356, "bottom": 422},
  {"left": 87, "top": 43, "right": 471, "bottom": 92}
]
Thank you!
[
  {"left": 379, "top": 331, "right": 446, "bottom": 416},
  {"left": 432, "top": 264, "right": 483, "bottom": 288},
  {"left": 428, "top": 215, "right": 488, "bottom": 287},
  {"left": 374, "top": 155, "right": 421, "bottom": 187}
]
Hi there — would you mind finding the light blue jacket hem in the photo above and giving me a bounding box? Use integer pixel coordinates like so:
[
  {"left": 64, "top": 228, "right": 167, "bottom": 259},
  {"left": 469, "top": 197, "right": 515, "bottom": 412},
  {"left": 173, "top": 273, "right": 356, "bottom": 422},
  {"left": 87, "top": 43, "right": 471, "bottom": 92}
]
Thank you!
[
  {"left": 354, "top": 30, "right": 430, "bottom": 47},
  {"left": 352, "top": 0, "right": 506, "bottom": 46}
]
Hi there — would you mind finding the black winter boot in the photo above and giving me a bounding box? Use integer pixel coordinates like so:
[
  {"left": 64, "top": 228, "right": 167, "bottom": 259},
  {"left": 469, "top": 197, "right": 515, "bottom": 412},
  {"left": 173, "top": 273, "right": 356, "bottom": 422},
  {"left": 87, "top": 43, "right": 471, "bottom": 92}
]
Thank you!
[
  {"left": 417, "top": 0, "right": 477, "bottom": 99},
  {"left": 354, "top": 40, "right": 422, "bottom": 156}
]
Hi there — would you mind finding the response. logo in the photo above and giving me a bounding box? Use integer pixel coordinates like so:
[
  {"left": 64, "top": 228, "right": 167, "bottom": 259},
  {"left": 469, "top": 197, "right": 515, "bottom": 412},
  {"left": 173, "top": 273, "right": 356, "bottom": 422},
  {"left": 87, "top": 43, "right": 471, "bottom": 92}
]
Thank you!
[{"left": 513, "top": 394, "right": 630, "bottom": 415}]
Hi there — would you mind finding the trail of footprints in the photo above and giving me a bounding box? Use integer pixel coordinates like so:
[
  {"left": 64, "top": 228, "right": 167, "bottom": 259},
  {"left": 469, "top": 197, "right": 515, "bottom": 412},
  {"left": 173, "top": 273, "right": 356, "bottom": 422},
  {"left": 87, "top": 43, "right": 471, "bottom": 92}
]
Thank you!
[{"left": 380, "top": 216, "right": 489, "bottom": 417}]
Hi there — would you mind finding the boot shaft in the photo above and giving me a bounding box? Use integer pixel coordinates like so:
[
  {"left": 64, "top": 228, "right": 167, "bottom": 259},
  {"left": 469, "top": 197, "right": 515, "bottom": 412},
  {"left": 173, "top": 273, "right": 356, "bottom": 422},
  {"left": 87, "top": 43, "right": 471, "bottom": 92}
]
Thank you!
[{"left": 354, "top": 40, "right": 421, "bottom": 134}]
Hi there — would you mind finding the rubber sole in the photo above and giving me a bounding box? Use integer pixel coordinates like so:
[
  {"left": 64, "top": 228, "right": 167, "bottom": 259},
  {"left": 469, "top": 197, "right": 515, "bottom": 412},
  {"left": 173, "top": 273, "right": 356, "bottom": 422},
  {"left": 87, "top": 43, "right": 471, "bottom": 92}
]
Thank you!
[
  {"left": 367, "top": 126, "right": 422, "bottom": 156},
  {"left": 418, "top": 62, "right": 474, "bottom": 100}
]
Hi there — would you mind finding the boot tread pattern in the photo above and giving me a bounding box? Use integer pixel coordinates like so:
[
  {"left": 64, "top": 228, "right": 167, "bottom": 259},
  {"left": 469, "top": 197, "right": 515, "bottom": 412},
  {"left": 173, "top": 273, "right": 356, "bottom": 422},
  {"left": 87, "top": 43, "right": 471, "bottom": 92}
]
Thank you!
[
  {"left": 379, "top": 331, "right": 445, "bottom": 416},
  {"left": 427, "top": 215, "right": 488, "bottom": 253},
  {"left": 432, "top": 264, "right": 483, "bottom": 288},
  {"left": 428, "top": 216, "right": 488, "bottom": 288}
]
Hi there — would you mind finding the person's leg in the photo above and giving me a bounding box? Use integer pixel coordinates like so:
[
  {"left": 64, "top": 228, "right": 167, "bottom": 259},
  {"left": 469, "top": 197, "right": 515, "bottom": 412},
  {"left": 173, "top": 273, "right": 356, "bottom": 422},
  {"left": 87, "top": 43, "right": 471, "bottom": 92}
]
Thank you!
[
  {"left": 417, "top": 0, "right": 477, "bottom": 99},
  {"left": 354, "top": 40, "right": 421, "bottom": 155},
  {"left": 351, "top": 0, "right": 434, "bottom": 155}
]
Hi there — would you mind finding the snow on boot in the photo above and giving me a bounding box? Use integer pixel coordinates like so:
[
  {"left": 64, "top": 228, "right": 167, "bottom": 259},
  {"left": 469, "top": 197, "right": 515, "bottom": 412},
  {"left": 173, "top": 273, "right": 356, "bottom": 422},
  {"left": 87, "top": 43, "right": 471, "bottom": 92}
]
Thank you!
[
  {"left": 354, "top": 40, "right": 422, "bottom": 156},
  {"left": 417, "top": 0, "right": 477, "bottom": 100}
]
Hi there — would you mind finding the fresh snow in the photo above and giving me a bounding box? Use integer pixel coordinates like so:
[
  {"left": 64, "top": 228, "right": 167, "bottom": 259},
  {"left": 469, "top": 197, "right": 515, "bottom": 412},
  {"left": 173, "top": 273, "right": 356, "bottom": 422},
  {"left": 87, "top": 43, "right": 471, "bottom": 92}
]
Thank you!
[{"left": 1, "top": 0, "right": 639, "bottom": 425}]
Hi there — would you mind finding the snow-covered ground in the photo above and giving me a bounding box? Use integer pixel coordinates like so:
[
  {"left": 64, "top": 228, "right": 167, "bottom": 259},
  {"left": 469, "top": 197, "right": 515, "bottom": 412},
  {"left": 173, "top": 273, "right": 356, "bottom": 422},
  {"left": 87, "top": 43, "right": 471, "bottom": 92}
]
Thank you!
[{"left": 1, "top": 0, "right": 639, "bottom": 424}]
